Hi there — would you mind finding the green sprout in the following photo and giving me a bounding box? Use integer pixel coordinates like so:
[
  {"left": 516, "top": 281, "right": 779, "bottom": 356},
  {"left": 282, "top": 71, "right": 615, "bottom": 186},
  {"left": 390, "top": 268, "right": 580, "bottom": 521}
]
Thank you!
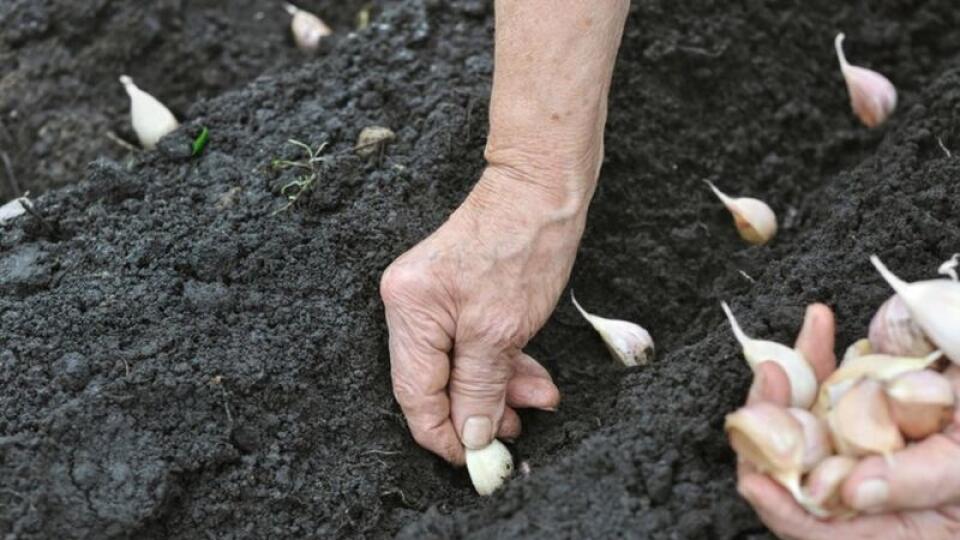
[
  {"left": 271, "top": 139, "right": 328, "bottom": 214},
  {"left": 191, "top": 127, "right": 210, "bottom": 157}
]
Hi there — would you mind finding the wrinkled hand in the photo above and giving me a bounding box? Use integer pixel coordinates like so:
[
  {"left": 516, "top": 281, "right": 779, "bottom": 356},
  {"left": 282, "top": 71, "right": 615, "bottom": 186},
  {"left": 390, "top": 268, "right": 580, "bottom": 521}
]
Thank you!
[
  {"left": 739, "top": 305, "right": 960, "bottom": 539},
  {"left": 380, "top": 167, "right": 591, "bottom": 464}
]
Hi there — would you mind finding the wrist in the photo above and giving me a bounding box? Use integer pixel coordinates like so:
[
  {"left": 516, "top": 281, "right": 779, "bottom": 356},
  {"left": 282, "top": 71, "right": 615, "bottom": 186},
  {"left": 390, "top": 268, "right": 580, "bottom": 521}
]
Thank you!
[{"left": 466, "top": 165, "right": 596, "bottom": 226}]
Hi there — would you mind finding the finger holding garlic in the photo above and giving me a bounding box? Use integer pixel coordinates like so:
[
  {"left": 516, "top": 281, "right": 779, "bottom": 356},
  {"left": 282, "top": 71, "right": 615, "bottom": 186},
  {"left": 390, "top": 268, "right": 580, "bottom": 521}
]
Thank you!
[{"left": 704, "top": 181, "right": 777, "bottom": 245}]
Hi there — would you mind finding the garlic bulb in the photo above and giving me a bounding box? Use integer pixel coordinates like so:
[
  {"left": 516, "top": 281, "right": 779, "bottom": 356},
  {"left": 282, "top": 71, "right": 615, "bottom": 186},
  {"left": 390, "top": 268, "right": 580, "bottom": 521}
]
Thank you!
[
  {"left": 803, "top": 455, "right": 857, "bottom": 517},
  {"left": 939, "top": 254, "right": 959, "bottom": 282},
  {"left": 827, "top": 379, "right": 904, "bottom": 458},
  {"left": 885, "top": 370, "right": 955, "bottom": 440},
  {"left": 572, "top": 294, "right": 654, "bottom": 367},
  {"left": 813, "top": 350, "right": 941, "bottom": 415},
  {"left": 721, "top": 302, "right": 817, "bottom": 408},
  {"left": 787, "top": 408, "right": 832, "bottom": 472},
  {"left": 869, "top": 295, "right": 936, "bottom": 357},
  {"left": 841, "top": 338, "right": 872, "bottom": 366},
  {"left": 119, "top": 75, "right": 179, "bottom": 150},
  {"left": 704, "top": 181, "right": 777, "bottom": 245},
  {"left": 725, "top": 403, "right": 806, "bottom": 503},
  {"left": 835, "top": 33, "right": 897, "bottom": 128},
  {"left": 465, "top": 439, "right": 514, "bottom": 496},
  {"left": 871, "top": 255, "right": 960, "bottom": 364},
  {"left": 285, "top": 3, "right": 332, "bottom": 51}
]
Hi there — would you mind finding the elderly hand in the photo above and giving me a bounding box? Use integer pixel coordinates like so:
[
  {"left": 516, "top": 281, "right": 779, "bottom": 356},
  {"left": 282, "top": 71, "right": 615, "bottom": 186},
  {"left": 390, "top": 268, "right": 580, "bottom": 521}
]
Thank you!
[{"left": 738, "top": 305, "right": 960, "bottom": 540}]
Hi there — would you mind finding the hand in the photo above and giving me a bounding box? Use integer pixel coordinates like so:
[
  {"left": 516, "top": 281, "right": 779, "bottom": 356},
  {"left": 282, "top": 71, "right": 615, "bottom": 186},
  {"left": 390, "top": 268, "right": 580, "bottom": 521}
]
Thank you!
[
  {"left": 737, "top": 305, "right": 960, "bottom": 539},
  {"left": 380, "top": 167, "right": 590, "bottom": 464}
]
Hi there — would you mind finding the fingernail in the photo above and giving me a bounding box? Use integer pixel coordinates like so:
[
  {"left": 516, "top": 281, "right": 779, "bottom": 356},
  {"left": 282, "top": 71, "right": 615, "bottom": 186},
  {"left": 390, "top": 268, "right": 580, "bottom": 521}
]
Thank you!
[
  {"left": 540, "top": 406, "right": 557, "bottom": 413},
  {"left": 462, "top": 416, "right": 493, "bottom": 450},
  {"left": 852, "top": 479, "right": 889, "bottom": 511}
]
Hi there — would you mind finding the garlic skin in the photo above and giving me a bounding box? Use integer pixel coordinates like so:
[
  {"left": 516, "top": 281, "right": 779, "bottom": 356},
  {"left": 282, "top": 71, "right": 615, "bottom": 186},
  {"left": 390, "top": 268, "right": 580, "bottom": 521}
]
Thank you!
[
  {"left": 871, "top": 255, "right": 960, "bottom": 364},
  {"left": 572, "top": 293, "right": 654, "bottom": 367},
  {"left": 939, "top": 254, "right": 959, "bottom": 282},
  {"left": 885, "top": 370, "right": 955, "bottom": 440},
  {"left": 285, "top": 3, "right": 332, "bottom": 51},
  {"left": 725, "top": 403, "right": 806, "bottom": 502},
  {"left": 841, "top": 338, "right": 872, "bottom": 366},
  {"left": 827, "top": 379, "right": 904, "bottom": 458},
  {"left": 119, "top": 75, "right": 179, "bottom": 150},
  {"left": 813, "top": 350, "right": 941, "bottom": 416},
  {"left": 787, "top": 408, "right": 832, "bottom": 472},
  {"left": 705, "top": 181, "right": 777, "bottom": 245},
  {"left": 804, "top": 455, "right": 857, "bottom": 517},
  {"left": 869, "top": 295, "right": 936, "bottom": 358},
  {"left": 465, "top": 439, "right": 514, "bottom": 496},
  {"left": 835, "top": 33, "right": 897, "bottom": 128},
  {"left": 721, "top": 302, "right": 817, "bottom": 408}
]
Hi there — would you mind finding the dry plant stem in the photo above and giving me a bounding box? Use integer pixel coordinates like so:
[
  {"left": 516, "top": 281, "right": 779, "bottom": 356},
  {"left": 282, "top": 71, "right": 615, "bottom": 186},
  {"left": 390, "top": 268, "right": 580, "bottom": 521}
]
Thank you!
[{"left": 0, "top": 150, "right": 20, "bottom": 197}]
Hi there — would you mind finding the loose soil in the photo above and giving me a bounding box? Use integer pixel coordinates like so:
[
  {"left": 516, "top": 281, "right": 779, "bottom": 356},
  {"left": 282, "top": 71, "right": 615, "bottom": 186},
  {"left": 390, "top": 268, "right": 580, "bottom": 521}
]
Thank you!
[{"left": 2, "top": 1, "right": 960, "bottom": 539}]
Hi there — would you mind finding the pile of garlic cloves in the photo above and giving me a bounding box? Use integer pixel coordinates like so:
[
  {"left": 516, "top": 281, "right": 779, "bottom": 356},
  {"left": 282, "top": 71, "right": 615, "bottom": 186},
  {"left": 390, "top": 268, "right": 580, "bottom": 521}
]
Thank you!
[{"left": 724, "top": 255, "right": 960, "bottom": 518}]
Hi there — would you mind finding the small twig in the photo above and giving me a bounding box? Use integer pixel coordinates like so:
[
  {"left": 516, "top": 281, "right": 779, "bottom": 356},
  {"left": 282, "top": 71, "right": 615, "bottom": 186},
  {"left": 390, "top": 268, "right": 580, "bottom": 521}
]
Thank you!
[
  {"left": 0, "top": 151, "right": 20, "bottom": 197},
  {"left": 938, "top": 137, "right": 952, "bottom": 158},
  {"left": 738, "top": 269, "right": 756, "bottom": 283},
  {"left": 106, "top": 131, "right": 139, "bottom": 153},
  {"left": 363, "top": 449, "right": 401, "bottom": 456}
]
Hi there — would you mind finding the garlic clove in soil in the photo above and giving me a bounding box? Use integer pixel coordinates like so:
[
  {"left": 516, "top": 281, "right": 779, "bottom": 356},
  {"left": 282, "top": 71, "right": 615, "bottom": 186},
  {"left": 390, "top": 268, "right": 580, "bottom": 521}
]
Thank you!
[
  {"left": 835, "top": 33, "right": 897, "bottom": 128},
  {"left": 813, "top": 350, "right": 941, "bottom": 416},
  {"left": 827, "top": 379, "right": 904, "bottom": 458},
  {"left": 869, "top": 295, "right": 936, "bottom": 358},
  {"left": 284, "top": 3, "right": 332, "bottom": 52},
  {"left": 572, "top": 293, "right": 654, "bottom": 367},
  {"left": 885, "top": 370, "right": 955, "bottom": 440},
  {"left": 871, "top": 255, "right": 960, "bottom": 364},
  {"left": 0, "top": 196, "right": 30, "bottom": 224},
  {"left": 119, "top": 75, "right": 179, "bottom": 150},
  {"left": 841, "top": 338, "right": 873, "bottom": 366},
  {"left": 721, "top": 302, "right": 817, "bottom": 408},
  {"left": 726, "top": 403, "right": 810, "bottom": 506},
  {"left": 803, "top": 455, "right": 858, "bottom": 517},
  {"left": 704, "top": 181, "right": 777, "bottom": 245},
  {"left": 465, "top": 439, "right": 514, "bottom": 496},
  {"left": 939, "top": 254, "right": 959, "bottom": 282},
  {"left": 787, "top": 408, "right": 832, "bottom": 472},
  {"left": 355, "top": 126, "right": 396, "bottom": 158}
]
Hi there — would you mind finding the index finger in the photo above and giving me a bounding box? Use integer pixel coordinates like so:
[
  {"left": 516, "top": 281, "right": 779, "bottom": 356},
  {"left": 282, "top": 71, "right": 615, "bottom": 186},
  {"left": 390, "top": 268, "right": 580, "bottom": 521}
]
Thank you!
[{"left": 794, "top": 303, "right": 836, "bottom": 383}]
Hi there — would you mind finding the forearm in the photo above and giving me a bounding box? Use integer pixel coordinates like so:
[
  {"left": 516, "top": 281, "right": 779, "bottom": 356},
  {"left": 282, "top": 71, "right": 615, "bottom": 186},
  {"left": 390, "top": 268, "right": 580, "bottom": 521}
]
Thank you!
[{"left": 481, "top": 0, "right": 629, "bottom": 210}]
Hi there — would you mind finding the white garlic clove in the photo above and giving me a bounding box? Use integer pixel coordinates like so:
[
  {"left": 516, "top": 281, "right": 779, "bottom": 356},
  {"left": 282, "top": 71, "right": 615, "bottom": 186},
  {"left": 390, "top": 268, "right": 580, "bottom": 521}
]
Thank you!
[
  {"left": 885, "top": 370, "right": 955, "bottom": 440},
  {"left": 835, "top": 33, "right": 897, "bottom": 128},
  {"left": 465, "top": 439, "right": 514, "bottom": 496},
  {"left": 827, "top": 379, "right": 904, "bottom": 458},
  {"left": 704, "top": 181, "right": 777, "bottom": 245},
  {"left": 841, "top": 338, "right": 872, "bottom": 366},
  {"left": 871, "top": 255, "right": 960, "bottom": 364},
  {"left": 572, "top": 293, "right": 654, "bottom": 367},
  {"left": 0, "top": 196, "right": 30, "bottom": 224},
  {"left": 285, "top": 3, "right": 332, "bottom": 52},
  {"left": 939, "top": 254, "right": 959, "bottom": 282},
  {"left": 119, "top": 75, "right": 179, "bottom": 150},
  {"left": 721, "top": 302, "right": 817, "bottom": 408},
  {"left": 803, "top": 455, "right": 857, "bottom": 517},
  {"left": 725, "top": 403, "right": 806, "bottom": 504},
  {"left": 869, "top": 295, "right": 936, "bottom": 358},
  {"left": 356, "top": 126, "right": 396, "bottom": 158},
  {"left": 813, "top": 350, "right": 941, "bottom": 416},
  {"left": 787, "top": 408, "right": 832, "bottom": 472}
]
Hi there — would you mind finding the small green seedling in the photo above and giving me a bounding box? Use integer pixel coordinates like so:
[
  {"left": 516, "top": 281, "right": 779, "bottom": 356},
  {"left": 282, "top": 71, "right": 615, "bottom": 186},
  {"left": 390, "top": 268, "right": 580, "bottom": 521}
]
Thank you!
[
  {"left": 192, "top": 127, "right": 210, "bottom": 157},
  {"left": 271, "top": 139, "right": 328, "bottom": 214}
]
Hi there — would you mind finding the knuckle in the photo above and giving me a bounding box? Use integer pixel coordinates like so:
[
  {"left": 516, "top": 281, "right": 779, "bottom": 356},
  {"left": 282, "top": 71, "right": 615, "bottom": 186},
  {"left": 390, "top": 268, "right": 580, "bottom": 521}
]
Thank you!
[{"left": 380, "top": 262, "right": 424, "bottom": 307}]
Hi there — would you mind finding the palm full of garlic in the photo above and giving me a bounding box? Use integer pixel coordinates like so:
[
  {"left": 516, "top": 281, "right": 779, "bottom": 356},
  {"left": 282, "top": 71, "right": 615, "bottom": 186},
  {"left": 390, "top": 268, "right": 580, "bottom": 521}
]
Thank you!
[{"left": 725, "top": 255, "right": 960, "bottom": 517}]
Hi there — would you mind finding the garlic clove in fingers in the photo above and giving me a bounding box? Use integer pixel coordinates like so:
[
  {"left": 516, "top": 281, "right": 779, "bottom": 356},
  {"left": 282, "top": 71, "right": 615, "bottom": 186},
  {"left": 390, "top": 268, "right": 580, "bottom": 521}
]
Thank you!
[
  {"left": 869, "top": 295, "right": 936, "bottom": 358},
  {"left": 835, "top": 33, "right": 897, "bottom": 128},
  {"left": 285, "top": 3, "right": 332, "bottom": 51},
  {"left": 704, "top": 181, "right": 777, "bottom": 245},
  {"left": 827, "top": 379, "right": 904, "bottom": 458},
  {"left": 871, "top": 255, "right": 960, "bottom": 364},
  {"left": 841, "top": 338, "right": 873, "bottom": 366},
  {"left": 119, "top": 75, "right": 179, "bottom": 150},
  {"left": 465, "top": 439, "right": 514, "bottom": 496},
  {"left": 721, "top": 302, "right": 817, "bottom": 408},
  {"left": 787, "top": 408, "right": 832, "bottom": 472},
  {"left": 572, "top": 293, "right": 654, "bottom": 367},
  {"left": 813, "top": 350, "right": 941, "bottom": 416},
  {"left": 885, "top": 370, "right": 955, "bottom": 440},
  {"left": 725, "top": 403, "right": 807, "bottom": 504},
  {"left": 803, "top": 455, "right": 858, "bottom": 517}
]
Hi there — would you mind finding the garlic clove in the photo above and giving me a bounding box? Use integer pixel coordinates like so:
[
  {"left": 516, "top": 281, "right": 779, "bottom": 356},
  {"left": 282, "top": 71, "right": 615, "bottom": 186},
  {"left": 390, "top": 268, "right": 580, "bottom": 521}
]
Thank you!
[
  {"left": 356, "top": 126, "right": 396, "bottom": 158},
  {"left": 885, "top": 370, "right": 955, "bottom": 440},
  {"left": 726, "top": 403, "right": 807, "bottom": 501},
  {"left": 721, "top": 302, "right": 817, "bottom": 408},
  {"left": 0, "top": 196, "right": 30, "bottom": 224},
  {"left": 827, "top": 379, "right": 904, "bottom": 458},
  {"left": 119, "top": 75, "right": 179, "bottom": 150},
  {"left": 803, "top": 455, "right": 857, "bottom": 517},
  {"left": 465, "top": 439, "right": 514, "bottom": 496},
  {"left": 704, "top": 181, "right": 777, "bottom": 245},
  {"left": 871, "top": 255, "right": 960, "bottom": 364},
  {"left": 835, "top": 33, "right": 897, "bottom": 128},
  {"left": 787, "top": 408, "right": 832, "bottom": 472},
  {"left": 813, "top": 350, "right": 941, "bottom": 416},
  {"left": 939, "top": 254, "right": 959, "bottom": 282},
  {"left": 285, "top": 3, "right": 332, "bottom": 51},
  {"left": 841, "top": 338, "right": 873, "bottom": 366},
  {"left": 868, "top": 295, "right": 936, "bottom": 358},
  {"left": 572, "top": 293, "right": 653, "bottom": 367}
]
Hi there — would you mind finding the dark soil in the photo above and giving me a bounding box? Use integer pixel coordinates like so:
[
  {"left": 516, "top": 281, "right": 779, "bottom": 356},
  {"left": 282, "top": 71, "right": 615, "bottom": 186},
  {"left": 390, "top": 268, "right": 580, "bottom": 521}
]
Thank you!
[{"left": 2, "top": 1, "right": 960, "bottom": 539}]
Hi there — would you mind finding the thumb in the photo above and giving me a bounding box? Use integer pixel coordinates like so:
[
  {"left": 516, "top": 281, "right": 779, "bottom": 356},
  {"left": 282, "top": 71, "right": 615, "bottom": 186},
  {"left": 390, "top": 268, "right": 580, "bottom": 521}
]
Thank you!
[
  {"left": 842, "top": 434, "right": 960, "bottom": 513},
  {"left": 449, "top": 349, "right": 511, "bottom": 450}
]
